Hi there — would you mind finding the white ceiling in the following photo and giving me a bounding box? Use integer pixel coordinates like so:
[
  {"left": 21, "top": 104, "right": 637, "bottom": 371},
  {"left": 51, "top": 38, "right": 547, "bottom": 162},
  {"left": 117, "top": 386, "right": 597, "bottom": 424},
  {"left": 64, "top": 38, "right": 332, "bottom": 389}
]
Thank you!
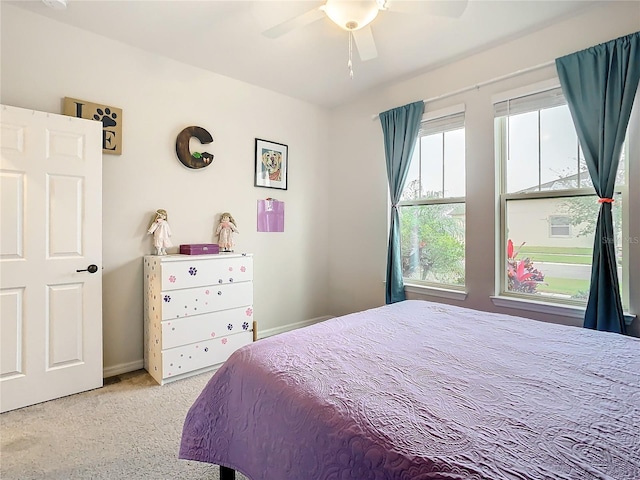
[{"left": 8, "top": 0, "right": 602, "bottom": 108}]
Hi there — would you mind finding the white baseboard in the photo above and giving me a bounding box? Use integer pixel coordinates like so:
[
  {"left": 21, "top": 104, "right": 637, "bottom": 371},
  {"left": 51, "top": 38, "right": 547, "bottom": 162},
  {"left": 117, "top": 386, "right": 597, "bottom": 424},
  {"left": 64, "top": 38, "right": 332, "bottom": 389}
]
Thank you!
[
  {"left": 102, "top": 316, "right": 334, "bottom": 378},
  {"left": 103, "top": 359, "right": 144, "bottom": 379},
  {"left": 257, "top": 315, "right": 334, "bottom": 339}
]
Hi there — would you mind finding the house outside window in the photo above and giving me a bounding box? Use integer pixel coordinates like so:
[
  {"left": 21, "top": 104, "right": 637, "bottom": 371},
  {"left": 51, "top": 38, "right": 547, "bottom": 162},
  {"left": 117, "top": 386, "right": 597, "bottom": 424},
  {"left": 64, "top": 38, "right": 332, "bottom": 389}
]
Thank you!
[
  {"left": 495, "top": 85, "right": 628, "bottom": 306},
  {"left": 398, "top": 106, "right": 465, "bottom": 289}
]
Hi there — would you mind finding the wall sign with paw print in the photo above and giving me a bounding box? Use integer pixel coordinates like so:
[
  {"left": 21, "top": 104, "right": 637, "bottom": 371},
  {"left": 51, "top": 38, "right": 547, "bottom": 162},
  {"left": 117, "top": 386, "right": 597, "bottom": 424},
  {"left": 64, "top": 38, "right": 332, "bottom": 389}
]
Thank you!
[{"left": 63, "top": 97, "right": 123, "bottom": 155}]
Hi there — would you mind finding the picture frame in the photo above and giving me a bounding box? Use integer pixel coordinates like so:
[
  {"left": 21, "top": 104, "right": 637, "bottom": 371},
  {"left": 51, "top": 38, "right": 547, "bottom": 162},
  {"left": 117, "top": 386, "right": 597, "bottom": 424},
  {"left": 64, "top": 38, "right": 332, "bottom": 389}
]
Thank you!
[{"left": 254, "top": 138, "right": 288, "bottom": 190}]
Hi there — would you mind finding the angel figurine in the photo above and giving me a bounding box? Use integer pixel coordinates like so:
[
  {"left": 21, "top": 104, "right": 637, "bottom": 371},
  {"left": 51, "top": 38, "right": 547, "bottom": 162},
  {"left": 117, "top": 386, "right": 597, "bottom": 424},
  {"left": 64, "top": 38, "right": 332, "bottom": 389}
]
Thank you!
[
  {"left": 216, "top": 212, "right": 239, "bottom": 252},
  {"left": 147, "top": 209, "right": 172, "bottom": 255}
]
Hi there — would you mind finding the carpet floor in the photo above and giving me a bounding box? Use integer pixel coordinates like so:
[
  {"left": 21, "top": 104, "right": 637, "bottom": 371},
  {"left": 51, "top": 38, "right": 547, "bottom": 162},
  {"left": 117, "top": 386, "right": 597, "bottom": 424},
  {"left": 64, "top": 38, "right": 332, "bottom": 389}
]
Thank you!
[{"left": 0, "top": 369, "right": 249, "bottom": 480}]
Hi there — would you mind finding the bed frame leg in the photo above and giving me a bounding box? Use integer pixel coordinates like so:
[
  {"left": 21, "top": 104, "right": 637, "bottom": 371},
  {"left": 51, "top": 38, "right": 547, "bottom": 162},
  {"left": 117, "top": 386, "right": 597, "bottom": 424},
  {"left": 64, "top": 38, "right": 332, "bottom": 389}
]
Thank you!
[{"left": 220, "top": 465, "right": 236, "bottom": 480}]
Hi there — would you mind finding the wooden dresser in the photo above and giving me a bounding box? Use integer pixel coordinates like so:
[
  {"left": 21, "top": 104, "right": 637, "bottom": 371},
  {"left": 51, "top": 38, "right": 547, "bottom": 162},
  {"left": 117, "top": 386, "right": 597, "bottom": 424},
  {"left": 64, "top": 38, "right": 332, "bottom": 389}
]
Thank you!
[{"left": 143, "top": 253, "right": 254, "bottom": 385}]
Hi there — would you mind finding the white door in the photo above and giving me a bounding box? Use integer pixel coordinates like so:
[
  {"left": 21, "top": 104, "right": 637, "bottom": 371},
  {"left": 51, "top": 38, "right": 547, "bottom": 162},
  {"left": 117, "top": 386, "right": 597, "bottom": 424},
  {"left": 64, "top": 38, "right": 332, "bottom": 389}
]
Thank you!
[{"left": 0, "top": 104, "right": 103, "bottom": 413}]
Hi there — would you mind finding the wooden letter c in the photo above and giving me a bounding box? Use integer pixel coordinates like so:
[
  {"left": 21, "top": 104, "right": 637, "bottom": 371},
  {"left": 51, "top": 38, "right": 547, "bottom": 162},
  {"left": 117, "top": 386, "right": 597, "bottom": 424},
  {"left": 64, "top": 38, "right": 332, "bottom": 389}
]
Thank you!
[{"left": 175, "top": 126, "right": 214, "bottom": 169}]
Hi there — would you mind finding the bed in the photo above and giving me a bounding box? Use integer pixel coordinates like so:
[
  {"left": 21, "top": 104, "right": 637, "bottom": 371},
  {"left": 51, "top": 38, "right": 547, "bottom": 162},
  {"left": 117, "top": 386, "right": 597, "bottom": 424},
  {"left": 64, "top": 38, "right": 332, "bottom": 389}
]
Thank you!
[{"left": 179, "top": 300, "right": 640, "bottom": 480}]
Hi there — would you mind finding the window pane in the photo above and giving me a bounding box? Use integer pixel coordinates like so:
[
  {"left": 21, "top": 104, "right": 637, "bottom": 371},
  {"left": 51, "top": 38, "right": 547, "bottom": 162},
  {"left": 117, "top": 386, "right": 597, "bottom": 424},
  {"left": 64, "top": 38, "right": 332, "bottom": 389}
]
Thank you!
[
  {"left": 444, "top": 128, "right": 465, "bottom": 198},
  {"left": 401, "top": 146, "right": 421, "bottom": 201},
  {"left": 399, "top": 203, "right": 465, "bottom": 286},
  {"left": 505, "top": 195, "right": 622, "bottom": 302},
  {"left": 506, "top": 112, "right": 539, "bottom": 193},
  {"left": 617, "top": 145, "right": 626, "bottom": 185},
  {"left": 421, "top": 134, "right": 443, "bottom": 197},
  {"left": 540, "top": 106, "right": 579, "bottom": 190},
  {"left": 578, "top": 146, "right": 592, "bottom": 188},
  {"left": 549, "top": 215, "right": 571, "bottom": 237},
  {"left": 498, "top": 86, "right": 629, "bottom": 309}
]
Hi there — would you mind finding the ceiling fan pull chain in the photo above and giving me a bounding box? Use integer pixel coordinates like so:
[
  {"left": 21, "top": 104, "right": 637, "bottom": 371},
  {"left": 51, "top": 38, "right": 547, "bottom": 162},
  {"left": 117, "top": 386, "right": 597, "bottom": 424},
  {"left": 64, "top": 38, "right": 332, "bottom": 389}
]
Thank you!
[{"left": 348, "top": 31, "right": 354, "bottom": 79}]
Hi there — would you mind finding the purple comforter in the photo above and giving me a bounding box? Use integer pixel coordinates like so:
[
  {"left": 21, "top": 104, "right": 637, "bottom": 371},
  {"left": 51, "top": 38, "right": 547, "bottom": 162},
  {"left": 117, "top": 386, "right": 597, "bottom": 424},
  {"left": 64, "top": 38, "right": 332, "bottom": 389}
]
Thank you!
[{"left": 179, "top": 300, "right": 640, "bottom": 479}]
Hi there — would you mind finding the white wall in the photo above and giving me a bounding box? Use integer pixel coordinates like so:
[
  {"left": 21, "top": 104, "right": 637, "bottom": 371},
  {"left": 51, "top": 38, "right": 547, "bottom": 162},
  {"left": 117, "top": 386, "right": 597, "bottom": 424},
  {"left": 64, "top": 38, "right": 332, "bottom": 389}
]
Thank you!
[
  {"left": 328, "top": 1, "right": 640, "bottom": 336},
  {"left": 1, "top": 4, "right": 331, "bottom": 375}
]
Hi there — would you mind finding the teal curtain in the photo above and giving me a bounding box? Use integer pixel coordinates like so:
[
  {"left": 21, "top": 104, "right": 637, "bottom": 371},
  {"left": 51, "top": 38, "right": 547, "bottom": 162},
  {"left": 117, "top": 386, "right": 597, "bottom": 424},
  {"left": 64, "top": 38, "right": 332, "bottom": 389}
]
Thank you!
[
  {"left": 379, "top": 101, "right": 424, "bottom": 304},
  {"left": 555, "top": 32, "right": 640, "bottom": 334}
]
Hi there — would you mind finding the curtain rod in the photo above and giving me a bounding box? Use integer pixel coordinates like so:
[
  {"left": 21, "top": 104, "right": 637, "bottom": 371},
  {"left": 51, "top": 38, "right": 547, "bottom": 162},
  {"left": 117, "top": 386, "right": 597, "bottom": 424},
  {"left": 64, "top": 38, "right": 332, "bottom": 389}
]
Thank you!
[{"left": 371, "top": 59, "right": 556, "bottom": 120}]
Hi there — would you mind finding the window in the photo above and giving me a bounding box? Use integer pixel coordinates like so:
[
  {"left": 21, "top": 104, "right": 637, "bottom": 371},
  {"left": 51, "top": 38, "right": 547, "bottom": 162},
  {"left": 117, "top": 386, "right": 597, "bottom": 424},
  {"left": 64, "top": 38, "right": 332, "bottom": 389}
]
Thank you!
[
  {"left": 398, "top": 107, "right": 465, "bottom": 288},
  {"left": 495, "top": 86, "right": 628, "bottom": 306},
  {"left": 548, "top": 215, "right": 571, "bottom": 237}
]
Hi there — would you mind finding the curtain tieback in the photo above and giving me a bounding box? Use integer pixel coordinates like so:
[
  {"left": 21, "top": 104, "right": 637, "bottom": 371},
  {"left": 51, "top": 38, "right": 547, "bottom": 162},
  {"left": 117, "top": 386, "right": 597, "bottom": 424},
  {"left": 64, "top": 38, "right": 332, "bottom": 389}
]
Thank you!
[{"left": 598, "top": 197, "right": 615, "bottom": 204}]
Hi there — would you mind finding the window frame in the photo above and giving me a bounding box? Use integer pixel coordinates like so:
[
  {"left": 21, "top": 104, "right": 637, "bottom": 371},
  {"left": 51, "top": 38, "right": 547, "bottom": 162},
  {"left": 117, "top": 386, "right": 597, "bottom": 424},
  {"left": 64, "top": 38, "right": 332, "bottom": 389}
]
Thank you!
[
  {"left": 494, "top": 81, "right": 629, "bottom": 308},
  {"left": 548, "top": 215, "right": 572, "bottom": 238},
  {"left": 398, "top": 104, "right": 466, "bottom": 291}
]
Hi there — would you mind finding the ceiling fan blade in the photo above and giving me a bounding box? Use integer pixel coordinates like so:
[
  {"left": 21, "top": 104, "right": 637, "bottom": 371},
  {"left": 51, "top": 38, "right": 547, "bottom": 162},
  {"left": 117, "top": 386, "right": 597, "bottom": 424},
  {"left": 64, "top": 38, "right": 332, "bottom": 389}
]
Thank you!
[
  {"left": 390, "top": 0, "right": 468, "bottom": 18},
  {"left": 262, "top": 6, "right": 326, "bottom": 39},
  {"left": 352, "top": 25, "right": 378, "bottom": 61}
]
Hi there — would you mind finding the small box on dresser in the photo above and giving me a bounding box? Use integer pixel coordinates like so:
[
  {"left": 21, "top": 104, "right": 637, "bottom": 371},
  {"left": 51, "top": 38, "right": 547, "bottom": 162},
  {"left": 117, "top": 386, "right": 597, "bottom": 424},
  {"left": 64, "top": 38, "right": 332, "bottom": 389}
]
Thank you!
[
  {"left": 179, "top": 244, "right": 220, "bottom": 255},
  {"left": 144, "top": 252, "right": 254, "bottom": 385}
]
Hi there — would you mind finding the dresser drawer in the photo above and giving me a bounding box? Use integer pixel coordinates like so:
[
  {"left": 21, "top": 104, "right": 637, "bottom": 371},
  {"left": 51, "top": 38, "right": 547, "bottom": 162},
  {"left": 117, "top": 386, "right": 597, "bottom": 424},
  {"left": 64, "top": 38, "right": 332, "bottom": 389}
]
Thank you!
[
  {"left": 161, "top": 255, "right": 253, "bottom": 291},
  {"left": 161, "top": 306, "right": 253, "bottom": 349},
  {"left": 160, "top": 281, "right": 252, "bottom": 320},
  {"left": 161, "top": 330, "right": 252, "bottom": 379}
]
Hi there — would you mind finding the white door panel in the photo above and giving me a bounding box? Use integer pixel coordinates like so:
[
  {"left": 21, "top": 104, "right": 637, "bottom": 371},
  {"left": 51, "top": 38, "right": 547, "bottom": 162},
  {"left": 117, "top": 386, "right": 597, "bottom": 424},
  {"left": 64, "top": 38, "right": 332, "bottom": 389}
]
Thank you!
[
  {"left": 0, "top": 104, "right": 103, "bottom": 413},
  {"left": 0, "top": 288, "right": 23, "bottom": 378},
  {"left": 0, "top": 172, "right": 24, "bottom": 259}
]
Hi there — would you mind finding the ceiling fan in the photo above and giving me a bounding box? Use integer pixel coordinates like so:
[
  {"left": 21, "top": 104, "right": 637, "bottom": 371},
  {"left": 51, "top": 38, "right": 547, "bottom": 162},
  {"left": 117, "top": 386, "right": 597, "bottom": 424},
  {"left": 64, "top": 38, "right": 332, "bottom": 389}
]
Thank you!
[{"left": 262, "top": 0, "right": 468, "bottom": 78}]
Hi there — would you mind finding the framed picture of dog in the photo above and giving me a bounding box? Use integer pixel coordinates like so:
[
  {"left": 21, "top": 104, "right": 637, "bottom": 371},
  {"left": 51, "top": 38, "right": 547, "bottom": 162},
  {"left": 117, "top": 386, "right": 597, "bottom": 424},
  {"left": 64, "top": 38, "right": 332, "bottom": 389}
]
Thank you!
[{"left": 255, "top": 138, "right": 288, "bottom": 190}]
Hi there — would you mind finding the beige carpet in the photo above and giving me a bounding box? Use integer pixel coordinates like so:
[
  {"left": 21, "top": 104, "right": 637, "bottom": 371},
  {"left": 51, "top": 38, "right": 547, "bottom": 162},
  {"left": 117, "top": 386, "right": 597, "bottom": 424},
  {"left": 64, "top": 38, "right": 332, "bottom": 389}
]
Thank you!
[{"left": 0, "top": 370, "right": 249, "bottom": 480}]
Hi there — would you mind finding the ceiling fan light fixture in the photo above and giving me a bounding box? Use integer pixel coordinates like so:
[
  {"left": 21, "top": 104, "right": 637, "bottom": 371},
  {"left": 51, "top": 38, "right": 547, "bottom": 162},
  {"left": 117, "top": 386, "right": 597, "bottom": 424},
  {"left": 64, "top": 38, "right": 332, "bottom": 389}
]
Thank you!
[{"left": 323, "top": 0, "right": 380, "bottom": 31}]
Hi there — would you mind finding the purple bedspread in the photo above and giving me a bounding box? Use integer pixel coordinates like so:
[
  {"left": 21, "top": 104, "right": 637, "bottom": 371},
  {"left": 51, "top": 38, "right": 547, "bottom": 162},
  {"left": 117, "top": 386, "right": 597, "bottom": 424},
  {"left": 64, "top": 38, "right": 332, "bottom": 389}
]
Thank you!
[{"left": 179, "top": 300, "right": 640, "bottom": 480}]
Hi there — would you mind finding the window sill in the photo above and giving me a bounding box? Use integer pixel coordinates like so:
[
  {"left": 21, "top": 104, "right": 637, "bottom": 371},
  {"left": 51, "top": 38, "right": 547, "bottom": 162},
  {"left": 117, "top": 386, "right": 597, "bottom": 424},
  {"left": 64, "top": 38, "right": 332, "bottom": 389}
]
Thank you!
[
  {"left": 490, "top": 295, "right": 635, "bottom": 326},
  {"left": 404, "top": 284, "right": 467, "bottom": 301}
]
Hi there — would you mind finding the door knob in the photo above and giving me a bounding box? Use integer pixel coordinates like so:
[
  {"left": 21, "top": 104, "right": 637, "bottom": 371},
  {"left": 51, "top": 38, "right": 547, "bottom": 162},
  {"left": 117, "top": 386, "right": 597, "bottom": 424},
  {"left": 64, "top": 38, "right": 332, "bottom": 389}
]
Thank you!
[{"left": 76, "top": 264, "right": 99, "bottom": 273}]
